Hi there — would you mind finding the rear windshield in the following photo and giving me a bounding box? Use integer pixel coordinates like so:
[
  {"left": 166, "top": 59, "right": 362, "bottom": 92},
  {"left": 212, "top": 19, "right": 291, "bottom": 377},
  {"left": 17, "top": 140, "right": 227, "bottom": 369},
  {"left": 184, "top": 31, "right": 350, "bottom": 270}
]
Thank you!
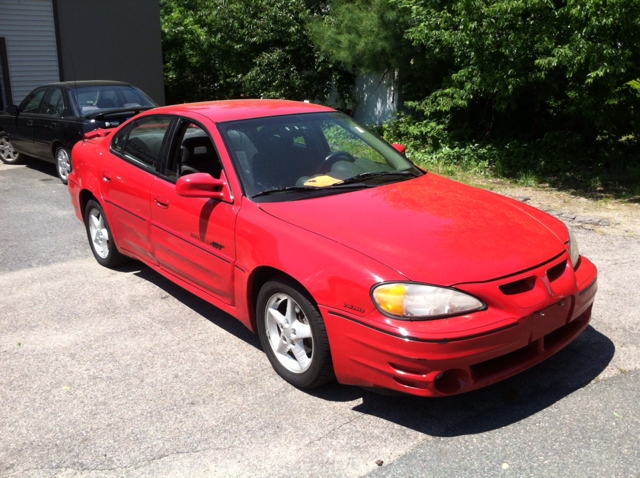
[{"left": 71, "top": 86, "right": 156, "bottom": 115}]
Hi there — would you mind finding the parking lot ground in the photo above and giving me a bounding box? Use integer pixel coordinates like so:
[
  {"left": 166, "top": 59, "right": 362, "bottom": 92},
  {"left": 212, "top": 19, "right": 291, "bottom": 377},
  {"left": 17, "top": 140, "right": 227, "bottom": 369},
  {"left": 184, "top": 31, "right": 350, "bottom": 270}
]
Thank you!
[{"left": 1, "top": 159, "right": 639, "bottom": 477}]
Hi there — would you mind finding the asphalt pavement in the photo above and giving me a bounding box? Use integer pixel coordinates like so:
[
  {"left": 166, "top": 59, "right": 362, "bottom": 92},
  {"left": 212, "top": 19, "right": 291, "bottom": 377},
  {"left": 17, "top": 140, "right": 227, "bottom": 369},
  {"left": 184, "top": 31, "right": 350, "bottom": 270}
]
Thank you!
[{"left": 1, "top": 158, "right": 639, "bottom": 477}]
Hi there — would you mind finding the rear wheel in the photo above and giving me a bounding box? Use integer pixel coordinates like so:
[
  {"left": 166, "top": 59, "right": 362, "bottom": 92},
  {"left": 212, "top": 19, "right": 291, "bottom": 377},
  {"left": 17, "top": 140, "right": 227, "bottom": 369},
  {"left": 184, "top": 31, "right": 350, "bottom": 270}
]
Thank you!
[
  {"left": 84, "top": 199, "right": 129, "bottom": 268},
  {"left": 0, "top": 132, "right": 22, "bottom": 164},
  {"left": 55, "top": 146, "right": 71, "bottom": 184},
  {"left": 257, "top": 277, "right": 334, "bottom": 389}
]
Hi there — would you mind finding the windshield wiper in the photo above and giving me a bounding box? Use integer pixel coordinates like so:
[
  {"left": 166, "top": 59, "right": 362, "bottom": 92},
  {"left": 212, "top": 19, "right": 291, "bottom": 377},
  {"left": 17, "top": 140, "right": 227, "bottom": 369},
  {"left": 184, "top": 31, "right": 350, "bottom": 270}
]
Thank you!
[
  {"left": 252, "top": 183, "right": 368, "bottom": 198},
  {"left": 331, "top": 169, "right": 417, "bottom": 186}
]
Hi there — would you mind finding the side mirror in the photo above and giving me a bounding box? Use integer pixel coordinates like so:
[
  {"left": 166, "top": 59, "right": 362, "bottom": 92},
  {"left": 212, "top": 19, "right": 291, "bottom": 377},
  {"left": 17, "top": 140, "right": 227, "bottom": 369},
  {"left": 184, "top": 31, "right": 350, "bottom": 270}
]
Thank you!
[
  {"left": 176, "top": 171, "right": 232, "bottom": 202},
  {"left": 6, "top": 105, "right": 18, "bottom": 115},
  {"left": 391, "top": 143, "right": 406, "bottom": 156}
]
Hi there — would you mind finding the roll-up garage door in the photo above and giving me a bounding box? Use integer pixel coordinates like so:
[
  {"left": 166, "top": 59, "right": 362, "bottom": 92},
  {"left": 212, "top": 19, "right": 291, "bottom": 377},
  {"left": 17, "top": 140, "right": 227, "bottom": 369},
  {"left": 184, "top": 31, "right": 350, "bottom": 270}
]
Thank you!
[{"left": 0, "top": 0, "right": 60, "bottom": 105}]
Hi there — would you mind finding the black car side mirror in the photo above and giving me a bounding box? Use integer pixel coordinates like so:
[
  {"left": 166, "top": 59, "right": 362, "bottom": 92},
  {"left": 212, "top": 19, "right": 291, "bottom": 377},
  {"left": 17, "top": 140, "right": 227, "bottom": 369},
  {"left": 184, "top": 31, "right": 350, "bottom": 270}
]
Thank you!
[{"left": 5, "top": 105, "right": 18, "bottom": 115}]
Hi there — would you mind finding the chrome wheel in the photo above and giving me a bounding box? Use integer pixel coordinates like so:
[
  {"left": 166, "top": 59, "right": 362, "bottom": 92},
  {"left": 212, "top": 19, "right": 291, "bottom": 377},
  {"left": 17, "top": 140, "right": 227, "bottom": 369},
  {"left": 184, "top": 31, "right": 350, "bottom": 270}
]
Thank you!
[
  {"left": 0, "top": 135, "right": 19, "bottom": 163},
  {"left": 56, "top": 148, "right": 71, "bottom": 182},
  {"left": 264, "top": 293, "right": 314, "bottom": 373},
  {"left": 88, "top": 207, "right": 110, "bottom": 259}
]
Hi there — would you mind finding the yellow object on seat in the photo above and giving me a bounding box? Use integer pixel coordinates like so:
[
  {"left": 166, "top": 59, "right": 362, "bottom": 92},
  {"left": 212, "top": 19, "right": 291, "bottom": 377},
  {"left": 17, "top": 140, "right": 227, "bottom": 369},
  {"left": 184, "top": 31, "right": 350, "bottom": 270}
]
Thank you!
[{"left": 303, "top": 175, "right": 342, "bottom": 187}]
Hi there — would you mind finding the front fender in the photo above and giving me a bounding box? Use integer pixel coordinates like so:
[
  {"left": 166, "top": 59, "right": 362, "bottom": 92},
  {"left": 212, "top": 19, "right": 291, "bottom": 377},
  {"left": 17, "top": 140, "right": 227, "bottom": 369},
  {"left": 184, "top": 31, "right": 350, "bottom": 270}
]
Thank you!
[{"left": 235, "top": 199, "right": 408, "bottom": 326}]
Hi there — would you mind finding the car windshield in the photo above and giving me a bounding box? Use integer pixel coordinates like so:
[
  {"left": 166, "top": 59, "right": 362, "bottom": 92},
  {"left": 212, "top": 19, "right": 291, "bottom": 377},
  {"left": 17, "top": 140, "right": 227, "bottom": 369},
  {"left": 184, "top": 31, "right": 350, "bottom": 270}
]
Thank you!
[
  {"left": 218, "top": 112, "right": 422, "bottom": 199},
  {"left": 71, "top": 85, "right": 156, "bottom": 115}
]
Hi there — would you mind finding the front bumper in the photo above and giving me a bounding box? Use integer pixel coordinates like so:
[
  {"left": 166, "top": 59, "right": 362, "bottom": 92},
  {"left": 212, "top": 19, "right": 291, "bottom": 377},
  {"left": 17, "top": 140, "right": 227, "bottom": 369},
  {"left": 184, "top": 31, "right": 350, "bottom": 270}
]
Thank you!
[{"left": 322, "top": 253, "right": 598, "bottom": 396}]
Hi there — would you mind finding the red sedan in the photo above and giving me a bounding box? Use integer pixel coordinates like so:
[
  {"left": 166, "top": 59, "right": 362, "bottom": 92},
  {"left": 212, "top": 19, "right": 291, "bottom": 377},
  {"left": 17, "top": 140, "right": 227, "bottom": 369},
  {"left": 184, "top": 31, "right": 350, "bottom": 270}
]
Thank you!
[{"left": 68, "top": 100, "right": 598, "bottom": 396}]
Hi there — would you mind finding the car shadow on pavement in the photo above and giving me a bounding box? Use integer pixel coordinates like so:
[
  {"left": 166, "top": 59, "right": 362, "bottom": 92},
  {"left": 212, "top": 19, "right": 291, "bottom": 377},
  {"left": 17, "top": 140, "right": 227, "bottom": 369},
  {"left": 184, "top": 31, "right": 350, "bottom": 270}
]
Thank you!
[
  {"left": 118, "top": 262, "right": 262, "bottom": 351},
  {"left": 23, "top": 156, "right": 58, "bottom": 179},
  {"left": 114, "top": 262, "right": 614, "bottom": 436},
  {"left": 310, "top": 324, "right": 615, "bottom": 436}
]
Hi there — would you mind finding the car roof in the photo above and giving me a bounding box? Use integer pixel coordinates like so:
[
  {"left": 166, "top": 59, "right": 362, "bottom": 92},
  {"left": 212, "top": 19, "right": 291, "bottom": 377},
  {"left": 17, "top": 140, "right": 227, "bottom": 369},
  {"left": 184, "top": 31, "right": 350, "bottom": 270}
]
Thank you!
[
  {"left": 150, "top": 99, "right": 336, "bottom": 122},
  {"left": 43, "top": 80, "right": 134, "bottom": 90}
]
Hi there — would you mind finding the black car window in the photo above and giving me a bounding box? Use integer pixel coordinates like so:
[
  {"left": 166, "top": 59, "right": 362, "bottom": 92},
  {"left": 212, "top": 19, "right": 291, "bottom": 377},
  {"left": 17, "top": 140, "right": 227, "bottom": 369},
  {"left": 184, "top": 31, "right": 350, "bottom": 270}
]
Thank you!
[
  {"left": 41, "top": 88, "right": 64, "bottom": 116},
  {"left": 20, "top": 88, "right": 46, "bottom": 114},
  {"left": 165, "top": 121, "right": 222, "bottom": 181},
  {"left": 72, "top": 85, "right": 156, "bottom": 115},
  {"left": 122, "top": 115, "right": 172, "bottom": 170}
]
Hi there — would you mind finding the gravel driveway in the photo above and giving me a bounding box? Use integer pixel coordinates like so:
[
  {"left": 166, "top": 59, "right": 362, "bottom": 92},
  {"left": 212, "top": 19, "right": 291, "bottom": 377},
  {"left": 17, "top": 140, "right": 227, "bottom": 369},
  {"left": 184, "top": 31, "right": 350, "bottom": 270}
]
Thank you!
[{"left": 1, "top": 159, "right": 638, "bottom": 477}]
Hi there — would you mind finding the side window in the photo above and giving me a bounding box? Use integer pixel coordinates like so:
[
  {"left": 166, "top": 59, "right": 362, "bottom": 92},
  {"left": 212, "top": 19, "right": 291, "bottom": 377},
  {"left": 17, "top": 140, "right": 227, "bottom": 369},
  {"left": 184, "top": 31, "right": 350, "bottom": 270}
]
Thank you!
[
  {"left": 41, "top": 88, "right": 64, "bottom": 116},
  {"left": 110, "top": 123, "right": 131, "bottom": 154},
  {"left": 20, "top": 88, "right": 46, "bottom": 114},
  {"left": 165, "top": 122, "right": 222, "bottom": 180},
  {"left": 121, "top": 115, "right": 172, "bottom": 170}
]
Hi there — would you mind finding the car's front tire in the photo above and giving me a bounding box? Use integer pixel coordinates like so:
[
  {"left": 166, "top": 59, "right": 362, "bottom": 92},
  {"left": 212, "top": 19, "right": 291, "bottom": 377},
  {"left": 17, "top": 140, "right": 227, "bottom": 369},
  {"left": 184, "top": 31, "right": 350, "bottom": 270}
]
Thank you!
[
  {"left": 84, "top": 199, "right": 129, "bottom": 268},
  {"left": 257, "top": 277, "right": 334, "bottom": 389},
  {"left": 0, "top": 132, "right": 23, "bottom": 164},
  {"left": 55, "top": 146, "right": 71, "bottom": 184}
]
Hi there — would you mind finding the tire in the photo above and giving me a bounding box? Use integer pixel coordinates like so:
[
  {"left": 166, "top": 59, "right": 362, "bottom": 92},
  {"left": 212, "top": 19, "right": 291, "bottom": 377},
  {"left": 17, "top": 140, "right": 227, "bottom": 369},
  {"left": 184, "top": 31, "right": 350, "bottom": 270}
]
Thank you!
[
  {"left": 84, "top": 199, "right": 129, "bottom": 268},
  {"left": 257, "top": 277, "right": 334, "bottom": 389},
  {"left": 55, "top": 146, "right": 71, "bottom": 184},
  {"left": 0, "top": 131, "right": 23, "bottom": 164}
]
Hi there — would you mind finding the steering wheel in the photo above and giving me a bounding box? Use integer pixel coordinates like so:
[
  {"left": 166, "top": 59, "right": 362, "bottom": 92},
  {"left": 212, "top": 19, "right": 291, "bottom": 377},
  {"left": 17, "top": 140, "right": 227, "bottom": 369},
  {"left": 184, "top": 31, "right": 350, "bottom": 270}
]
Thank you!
[{"left": 314, "top": 150, "right": 355, "bottom": 175}]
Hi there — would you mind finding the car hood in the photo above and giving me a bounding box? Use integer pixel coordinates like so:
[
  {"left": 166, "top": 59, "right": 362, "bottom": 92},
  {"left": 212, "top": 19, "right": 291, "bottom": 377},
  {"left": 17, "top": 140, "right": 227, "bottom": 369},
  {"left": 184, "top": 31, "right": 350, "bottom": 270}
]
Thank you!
[{"left": 258, "top": 173, "right": 566, "bottom": 285}]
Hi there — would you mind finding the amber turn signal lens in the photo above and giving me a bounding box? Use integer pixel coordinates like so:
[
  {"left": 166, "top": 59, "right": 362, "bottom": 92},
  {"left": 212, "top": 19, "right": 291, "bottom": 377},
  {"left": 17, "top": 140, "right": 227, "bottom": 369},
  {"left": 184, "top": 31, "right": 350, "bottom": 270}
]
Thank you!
[{"left": 373, "top": 284, "right": 406, "bottom": 315}]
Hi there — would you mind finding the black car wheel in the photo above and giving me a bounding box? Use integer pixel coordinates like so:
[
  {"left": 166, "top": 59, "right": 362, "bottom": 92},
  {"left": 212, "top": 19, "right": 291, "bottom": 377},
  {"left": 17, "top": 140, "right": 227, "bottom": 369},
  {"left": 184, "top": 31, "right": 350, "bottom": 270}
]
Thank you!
[
  {"left": 257, "top": 277, "right": 334, "bottom": 389},
  {"left": 0, "top": 132, "right": 23, "bottom": 164},
  {"left": 84, "top": 199, "right": 129, "bottom": 268},
  {"left": 55, "top": 146, "right": 71, "bottom": 184}
]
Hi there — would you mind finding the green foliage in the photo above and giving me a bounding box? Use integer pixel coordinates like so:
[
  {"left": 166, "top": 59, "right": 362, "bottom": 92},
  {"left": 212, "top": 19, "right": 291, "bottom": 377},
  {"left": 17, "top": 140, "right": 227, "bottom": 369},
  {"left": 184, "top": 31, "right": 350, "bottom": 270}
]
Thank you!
[{"left": 160, "top": 0, "right": 354, "bottom": 105}]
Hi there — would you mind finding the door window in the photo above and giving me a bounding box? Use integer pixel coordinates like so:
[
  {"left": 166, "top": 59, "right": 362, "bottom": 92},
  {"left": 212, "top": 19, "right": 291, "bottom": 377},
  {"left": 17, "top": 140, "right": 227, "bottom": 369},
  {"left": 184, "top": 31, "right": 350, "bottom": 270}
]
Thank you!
[
  {"left": 20, "top": 88, "right": 47, "bottom": 114},
  {"left": 165, "top": 122, "right": 223, "bottom": 180},
  {"left": 119, "top": 115, "right": 172, "bottom": 170},
  {"left": 41, "top": 88, "right": 64, "bottom": 116}
]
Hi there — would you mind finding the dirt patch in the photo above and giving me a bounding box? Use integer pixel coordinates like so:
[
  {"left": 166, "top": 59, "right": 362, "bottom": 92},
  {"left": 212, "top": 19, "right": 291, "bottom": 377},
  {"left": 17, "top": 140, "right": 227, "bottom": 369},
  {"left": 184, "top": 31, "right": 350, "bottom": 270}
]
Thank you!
[{"left": 486, "top": 182, "right": 640, "bottom": 237}]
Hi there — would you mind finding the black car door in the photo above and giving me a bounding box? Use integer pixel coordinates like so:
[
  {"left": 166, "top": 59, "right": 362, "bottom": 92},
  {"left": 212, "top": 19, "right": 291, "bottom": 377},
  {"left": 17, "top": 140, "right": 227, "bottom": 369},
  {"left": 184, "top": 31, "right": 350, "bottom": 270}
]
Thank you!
[
  {"left": 11, "top": 87, "right": 46, "bottom": 156},
  {"left": 32, "top": 87, "right": 65, "bottom": 160}
]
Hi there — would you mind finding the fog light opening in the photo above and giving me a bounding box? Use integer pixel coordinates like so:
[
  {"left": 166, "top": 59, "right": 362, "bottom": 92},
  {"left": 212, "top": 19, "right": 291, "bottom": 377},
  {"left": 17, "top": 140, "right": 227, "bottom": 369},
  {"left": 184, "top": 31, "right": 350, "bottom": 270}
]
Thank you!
[{"left": 433, "top": 369, "right": 469, "bottom": 394}]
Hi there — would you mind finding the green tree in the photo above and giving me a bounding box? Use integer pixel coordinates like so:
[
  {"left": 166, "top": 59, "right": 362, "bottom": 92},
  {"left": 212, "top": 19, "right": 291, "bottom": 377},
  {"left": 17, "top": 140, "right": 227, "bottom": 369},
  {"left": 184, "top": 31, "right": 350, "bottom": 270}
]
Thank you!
[{"left": 161, "top": 0, "right": 354, "bottom": 105}]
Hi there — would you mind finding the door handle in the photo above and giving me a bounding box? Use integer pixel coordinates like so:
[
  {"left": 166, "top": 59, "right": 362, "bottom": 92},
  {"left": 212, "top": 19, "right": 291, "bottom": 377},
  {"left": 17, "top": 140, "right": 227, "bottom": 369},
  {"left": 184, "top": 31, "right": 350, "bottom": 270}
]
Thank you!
[
  {"left": 27, "top": 120, "right": 33, "bottom": 126},
  {"left": 103, "top": 171, "right": 111, "bottom": 182},
  {"left": 154, "top": 195, "right": 169, "bottom": 208}
]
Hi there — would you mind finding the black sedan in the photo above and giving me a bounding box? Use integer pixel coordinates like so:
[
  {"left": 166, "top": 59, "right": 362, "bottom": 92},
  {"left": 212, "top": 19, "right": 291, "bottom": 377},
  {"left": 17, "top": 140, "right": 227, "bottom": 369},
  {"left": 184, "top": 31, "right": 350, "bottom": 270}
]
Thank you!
[{"left": 0, "top": 80, "right": 157, "bottom": 183}]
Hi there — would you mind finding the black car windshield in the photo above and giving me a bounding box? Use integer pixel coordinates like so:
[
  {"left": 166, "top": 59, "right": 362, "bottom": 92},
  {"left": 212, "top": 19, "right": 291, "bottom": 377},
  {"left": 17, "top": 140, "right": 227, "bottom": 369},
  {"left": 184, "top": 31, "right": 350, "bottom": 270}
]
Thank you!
[
  {"left": 71, "top": 86, "right": 157, "bottom": 115},
  {"left": 218, "top": 112, "right": 422, "bottom": 200}
]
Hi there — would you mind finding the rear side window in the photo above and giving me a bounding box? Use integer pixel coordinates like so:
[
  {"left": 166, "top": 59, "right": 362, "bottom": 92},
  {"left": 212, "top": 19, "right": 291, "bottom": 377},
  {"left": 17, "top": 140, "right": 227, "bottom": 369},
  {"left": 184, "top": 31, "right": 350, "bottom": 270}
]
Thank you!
[
  {"left": 112, "top": 115, "right": 173, "bottom": 170},
  {"left": 41, "top": 88, "right": 64, "bottom": 116}
]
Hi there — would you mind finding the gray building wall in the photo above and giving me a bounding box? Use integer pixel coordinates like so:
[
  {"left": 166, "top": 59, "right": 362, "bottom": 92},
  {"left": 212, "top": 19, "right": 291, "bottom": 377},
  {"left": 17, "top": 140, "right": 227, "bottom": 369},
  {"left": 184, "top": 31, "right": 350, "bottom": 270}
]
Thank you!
[
  {"left": 0, "top": 0, "right": 60, "bottom": 105},
  {"left": 55, "top": 0, "right": 165, "bottom": 105}
]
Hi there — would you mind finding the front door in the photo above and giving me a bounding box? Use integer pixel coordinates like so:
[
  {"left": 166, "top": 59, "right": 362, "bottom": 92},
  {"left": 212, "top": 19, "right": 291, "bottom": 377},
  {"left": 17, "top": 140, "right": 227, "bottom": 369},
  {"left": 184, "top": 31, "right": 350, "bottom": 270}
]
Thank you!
[
  {"left": 101, "top": 115, "right": 174, "bottom": 265},
  {"left": 11, "top": 87, "right": 46, "bottom": 155},
  {"left": 150, "top": 120, "right": 238, "bottom": 304}
]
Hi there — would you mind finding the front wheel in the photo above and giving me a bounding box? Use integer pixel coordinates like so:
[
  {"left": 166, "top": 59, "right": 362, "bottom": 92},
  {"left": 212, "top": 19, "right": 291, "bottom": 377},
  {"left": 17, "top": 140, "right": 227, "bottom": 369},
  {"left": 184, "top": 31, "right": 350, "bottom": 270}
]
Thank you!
[
  {"left": 0, "top": 132, "right": 23, "bottom": 164},
  {"left": 84, "top": 199, "right": 129, "bottom": 268},
  {"left": 55, "top": 146, "right": 71, "bottom": 184},
  {"left": 257, "top": 278, "right": 334, "bottom": 389}
]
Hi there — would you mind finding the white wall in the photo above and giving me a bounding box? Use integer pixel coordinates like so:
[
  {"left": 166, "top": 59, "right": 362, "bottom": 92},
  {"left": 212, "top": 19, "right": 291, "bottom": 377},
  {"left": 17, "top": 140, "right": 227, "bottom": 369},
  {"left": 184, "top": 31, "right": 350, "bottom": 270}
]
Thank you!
[{"left": 352, "top": 71, "right": 399, "bottom": 125}]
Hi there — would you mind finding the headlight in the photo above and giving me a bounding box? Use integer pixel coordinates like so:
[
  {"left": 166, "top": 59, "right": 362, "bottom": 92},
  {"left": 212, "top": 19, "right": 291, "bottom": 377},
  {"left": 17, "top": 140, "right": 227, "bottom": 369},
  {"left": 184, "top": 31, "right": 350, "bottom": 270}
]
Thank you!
[
  {"left": 371, "top": 283, "right": 485, "bottom": 319},
  {"left": 567, "top": 227, "right": 580, "bottom": 268}
]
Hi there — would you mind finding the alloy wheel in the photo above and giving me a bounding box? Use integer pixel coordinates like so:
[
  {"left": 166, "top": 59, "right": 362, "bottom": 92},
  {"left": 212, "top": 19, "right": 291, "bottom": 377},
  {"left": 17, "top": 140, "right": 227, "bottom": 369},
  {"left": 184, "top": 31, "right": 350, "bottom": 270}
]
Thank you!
[
  {"left": 264, "top": 293, "right": 314, "bottom": 373},
  {"left": 56, "top": 148, "right": 71, "bottom": 181},
  {"left": 0, "top": 136, "right": 18, "bottom": 163},
  {"left": 88, "top": 208, "right": 110, "bottom": 259}
]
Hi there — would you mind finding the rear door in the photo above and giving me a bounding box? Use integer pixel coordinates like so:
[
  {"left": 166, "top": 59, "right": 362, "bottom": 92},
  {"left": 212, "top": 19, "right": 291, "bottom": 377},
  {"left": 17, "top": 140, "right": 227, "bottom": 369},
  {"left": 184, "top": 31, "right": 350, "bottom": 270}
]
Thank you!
[
  {"left": 32, "top": 87, "right": 65, "bottom": 160},
  {"left": 150, "top": 118, "right": 238, "bottom": 304},
  {"left": 101, "top": 114, "right": 175, "bottom": 265}
]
